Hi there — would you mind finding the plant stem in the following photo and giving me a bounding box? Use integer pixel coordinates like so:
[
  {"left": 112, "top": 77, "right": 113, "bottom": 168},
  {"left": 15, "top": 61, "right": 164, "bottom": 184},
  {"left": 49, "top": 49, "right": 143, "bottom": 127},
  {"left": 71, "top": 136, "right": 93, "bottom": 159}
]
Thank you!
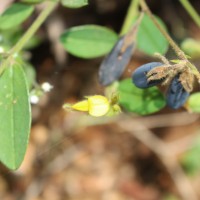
[
  {"left": 0, "top": 1, "right": 57, "bottom": 75},
  {"left": 10, "top": 1, "right": 57, "bottom": 55},
  {"left": 120, "top": 0, "right": 140, "bottom": 35},
  {"left": 179, "top": 0, "right": 200, "bottom": 28},
  {"left": 139, "top": 0, "right": 187, "bottom": 60},
  {"left": 139, "top": 0, "right": 200, "bottom": 81}
]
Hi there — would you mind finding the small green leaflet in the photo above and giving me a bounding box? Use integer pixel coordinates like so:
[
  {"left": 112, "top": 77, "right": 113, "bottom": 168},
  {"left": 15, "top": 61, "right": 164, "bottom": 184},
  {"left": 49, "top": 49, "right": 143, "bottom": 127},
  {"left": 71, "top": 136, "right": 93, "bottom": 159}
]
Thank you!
[
  {"left": 187, "top": 92, "right": 200, "bottom": 113},
  {"left": 180, "top": 136, "right": 200, "bottom": 176},
  {"left": 61, "top": 0, "right": 88, "bottom": 8},
  {"left": 181, "top": 38, "right": 200, "bottom": 59},
  {"left": 118, "top": 78, "right": 166, "bottom": 115},
  {"left": 60, "top": 25, "right": 118, "bottom": 59},
  {"left": 23, "top": 62, "right": 36, "bottom": 90},
  {"left": 0, "top": 3, "right": 34, "bottom": 30},
  {"left": 136, "top": 14, "right": 169, "bottom": 56},
  {"left": 0, "top": 63, "right": 31, "bottom": 169}
]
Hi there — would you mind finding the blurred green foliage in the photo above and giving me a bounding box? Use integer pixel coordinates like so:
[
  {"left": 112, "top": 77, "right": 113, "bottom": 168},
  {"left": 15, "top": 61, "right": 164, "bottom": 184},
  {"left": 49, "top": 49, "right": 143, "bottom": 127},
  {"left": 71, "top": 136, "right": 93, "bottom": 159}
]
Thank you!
[
  {"left": 118, "top": 78, "right": 166, "bottom": 115},
  {"left": 181, "top": 136, "right": 200, "bottom": 176}
]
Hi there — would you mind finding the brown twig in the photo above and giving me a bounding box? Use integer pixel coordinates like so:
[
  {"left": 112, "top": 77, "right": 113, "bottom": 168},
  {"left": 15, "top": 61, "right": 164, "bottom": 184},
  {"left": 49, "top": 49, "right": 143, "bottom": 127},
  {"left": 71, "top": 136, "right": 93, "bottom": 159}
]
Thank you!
[
  {"left": 162, "top": 156, "right": 198, "bottom": 200},
  {"left": 117, "top": 119, "right": 198, "bottom": 200},
  {"left": 135, "top": 112, "right": 199, "bottom": 129}
]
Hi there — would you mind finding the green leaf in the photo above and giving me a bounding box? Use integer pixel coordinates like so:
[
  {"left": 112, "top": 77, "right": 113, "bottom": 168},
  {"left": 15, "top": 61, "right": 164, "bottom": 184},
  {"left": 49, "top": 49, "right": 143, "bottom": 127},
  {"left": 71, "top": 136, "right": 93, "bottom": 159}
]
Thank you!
[
  {"left": 0, "top": 3, "right": 34, "bottom": 30},
  {"left": 1, "top": 26, "right": 41, "bottom": 49},
  {"left": 187, "top": 92, "right": 200, "bottom": 113},
  {"left": 23, "top": 63, "right": 36, "bottom": 89},
  {"left": 180, "top": 136, "right": 200, "bottom": 176},
  {"left": 136, "top": 14, "right": 169, "bottom": 55},
  {"left": 163, "top": 194, "right": 178, "bottom": 200},
  {"left": 181, "top": 38, "right": 200, "bottom": 59},
  {"left": 118, "top": 78, "right": 166, "bottom": 115},
  {"left": 60, "top": 25, "right": 118, "bottom": 58},
  {"left": 0, "top": 63, "right": 31, "bottom": 169},
  {"left": 61, "top": 0, "right": 88, "bottom": 8},
  {"left": 23, "top": 35, "right": 41, "bottom": 50}
]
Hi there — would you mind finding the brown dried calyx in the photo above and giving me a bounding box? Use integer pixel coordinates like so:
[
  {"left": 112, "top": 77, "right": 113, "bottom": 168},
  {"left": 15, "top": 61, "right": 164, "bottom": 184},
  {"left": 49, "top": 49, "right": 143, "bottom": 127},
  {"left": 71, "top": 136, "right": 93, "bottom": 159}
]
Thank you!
[{"left": 146, "top": 54, "right": 196, "bottom": 93}]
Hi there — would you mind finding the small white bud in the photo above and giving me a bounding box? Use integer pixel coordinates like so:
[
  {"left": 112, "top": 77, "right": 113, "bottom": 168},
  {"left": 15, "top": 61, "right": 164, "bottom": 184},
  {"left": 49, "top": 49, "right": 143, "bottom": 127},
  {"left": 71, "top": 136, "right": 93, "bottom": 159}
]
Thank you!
[
  {"left": 41, "top": 82, "right": 53, "bottom": 92},
  {"left": 30, "top": 95, "right": 39, "bottom": 104}
]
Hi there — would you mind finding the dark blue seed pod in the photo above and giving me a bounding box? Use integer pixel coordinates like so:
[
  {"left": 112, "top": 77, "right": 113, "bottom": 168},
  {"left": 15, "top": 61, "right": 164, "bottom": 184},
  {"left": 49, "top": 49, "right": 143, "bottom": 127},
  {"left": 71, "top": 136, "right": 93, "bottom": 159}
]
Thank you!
[
  {"left": 166, "top": 75, "right": 189, "bottom": 109},
  {"left": 132, "top": 62, "right": 164, "bottom": 88},
  {"left": 99, "top": 36, "right": 134, "bottom": 86}
]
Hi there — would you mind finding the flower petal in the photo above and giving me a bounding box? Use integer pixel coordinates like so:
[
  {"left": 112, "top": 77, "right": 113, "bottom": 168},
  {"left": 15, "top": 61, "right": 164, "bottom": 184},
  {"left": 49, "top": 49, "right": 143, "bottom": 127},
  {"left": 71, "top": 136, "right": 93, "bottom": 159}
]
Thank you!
[
  {"left": 88, "top": 95, "right": 110, "bottom": 117},
  {"left": 72, "top": 100, "right": 89, "bottom": 111}
]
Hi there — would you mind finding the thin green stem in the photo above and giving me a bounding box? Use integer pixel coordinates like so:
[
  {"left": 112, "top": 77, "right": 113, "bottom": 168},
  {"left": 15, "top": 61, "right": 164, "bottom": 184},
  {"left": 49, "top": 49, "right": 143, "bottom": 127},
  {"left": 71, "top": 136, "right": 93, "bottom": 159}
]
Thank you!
[
  {"left": 180, "top": 0, "right": 200, "bottom": 28},
  {"left": 120, "top": 0, "right": 140, "bottom": 35},
  {"left": 10, "top": 1, "right": 57, "bottom": 55},
  {"left": 0, "top": 1, "right": 57, "bottom": 75},
  {"left": 140, "top": 0, "right": 200, "bottom": 81},
  {"left": 140, "top": 0, "right": 187, "bottom": 60}
]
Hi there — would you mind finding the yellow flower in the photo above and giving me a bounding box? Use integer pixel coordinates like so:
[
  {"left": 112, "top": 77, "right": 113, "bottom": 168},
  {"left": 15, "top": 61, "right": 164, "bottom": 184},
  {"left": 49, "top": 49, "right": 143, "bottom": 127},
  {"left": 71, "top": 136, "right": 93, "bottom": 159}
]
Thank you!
[
  {"left": 87, "top": 95, "right": 110, "bottom": 117},
  {"left": 71, "top": 100, "right": 89, "bottom": 111},
  {"left": 63, "top": 95, "right": 111, "bottom": 117}
]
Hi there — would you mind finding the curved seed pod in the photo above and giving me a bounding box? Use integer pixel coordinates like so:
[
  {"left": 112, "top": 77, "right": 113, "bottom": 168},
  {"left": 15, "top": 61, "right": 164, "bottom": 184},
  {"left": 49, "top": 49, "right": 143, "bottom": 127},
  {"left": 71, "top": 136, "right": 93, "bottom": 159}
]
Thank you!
[
  {"left": 132, "top": 62, "right": 164, "bottom": 88},
  {"left": 166, "top": 75, "right": 190, "bottom": 109},
  {"left": 99, "top": 35, "right": 134, "bottom": 86}
]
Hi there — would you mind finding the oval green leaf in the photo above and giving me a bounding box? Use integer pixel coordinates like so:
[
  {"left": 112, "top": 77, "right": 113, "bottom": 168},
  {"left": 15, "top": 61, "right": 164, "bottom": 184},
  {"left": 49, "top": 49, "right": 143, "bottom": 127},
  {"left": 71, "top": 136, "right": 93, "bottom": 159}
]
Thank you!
[
  {"left": 0, "top": 63, "right": 31, "bottom": 169},
  {"left": 60, "top": 25, "right": 118, "bottom": 58},
  {"left": 61, "top": 0, "right": 88, "bottom": 8},
  {"left": 187, "top": 92, "right": 200, "bottom": 113},
  {"left": 118, "top": 78, "right": 166, "bottom": 115},
  {"left": 136, "top": 14, "right": 169, "bottom": 55},
  {"left": 181, "top": 38, "right": 200, "bottom": 59},
  {"left": 0, "top": 3, "right": 34, "bottom": 30}
]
